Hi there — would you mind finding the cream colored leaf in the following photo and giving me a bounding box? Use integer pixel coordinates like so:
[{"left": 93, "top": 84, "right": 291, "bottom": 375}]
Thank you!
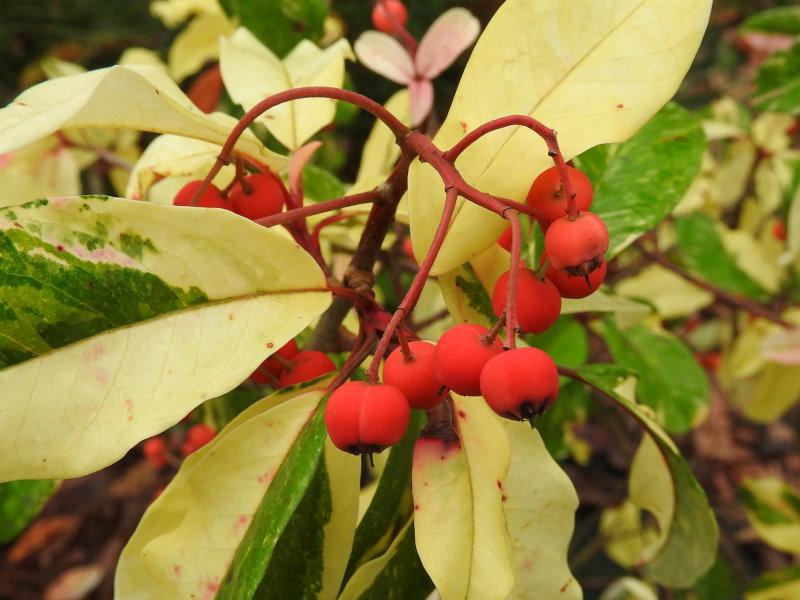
[
  {"left": 562, "top": 290, "right": 651, "bottom": 329},
  {"left": 600, "top": 500, "right": 661, "bottom": 568},
  {"left": 0, "top": 65, "right": 285, "bottom": 169},
  {"left": 0, "top": 196, "right": 329, "bottom": 481},
  {"left": 740, "top": 476, "right": 800, "bottom": 555},
  {"left": 409, "top": 0, "right": 712, "bottom": 274},
  {"left": 168, "top": 13, "right": 235, "bottom": 82},
  {"left": 615, "top": 264, "right": 713, "bottom": 320},
  {"left": 355, "top": 90, "right": 410, "bottom": 185},
  {"left": 220, "top": 29, "right": 353, "bottom": 150},
  {"left": 504, "top": 423, "right": 581, "bottom": 600},
  {"left": 151, "top": 0, "right": 222, "bottom": 28},
  {"left": 0, "top": 138, "right": 82, "bottom": 207},
  {"left": 412, "top": 396, "right": 514, "bottom": 600}
]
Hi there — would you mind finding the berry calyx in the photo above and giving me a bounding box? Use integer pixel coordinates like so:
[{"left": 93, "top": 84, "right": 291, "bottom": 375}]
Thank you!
[
  {"left": 278, "top": 350, "right": 337, "bottom": 387},
  {"left": 491, "top": 269, "right": 561, "bottom": 334},
  {"left": 229, "top": 173, "right": 285, "bottom": 221},
  {"left": 545, "top": 258, "right": 606, "bottom": 299},
  {"left": 526, "top": 166, "right": 593, "bottom": 228},
  {"left": 544, "top": 211, "right": 609, "bottom": 277},
  {"left": 173, "top": 180, "right": 229, "bottom": 209},
  {"left": 384, "top": 341, "right": 445, "bottom": 409},
  {"left": 324, "top": 381, "right": 411, "bottom": 454},
  {"left": 251, "top": 339, "right": 300, "bottom": 384},
  {"left": 142, "top": 436, "right": 168, "bottom": 469},
  {"left": 180, "top": 424, "right": 216, "bottom": 456},
  {"left": 372, "top": 0, "right": 408, "bottom": 35},
  {"left": 434, "top": 324, "right": 503, "bottom": 396},
  {"left": 479, "top": 347, "right": 559, "bottom": 425}
]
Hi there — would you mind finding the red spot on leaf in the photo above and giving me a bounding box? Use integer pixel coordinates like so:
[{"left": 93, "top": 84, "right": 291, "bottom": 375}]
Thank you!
[
  {"left": 173, "top": 565, "right": 182, "bottom": 576},
  {"left": 414, "top": 504, "right": 420, "bottom": 511},
  {"left": 13, "top": 222, "right": 22, "bottom": 228},
  {"left": 501, "top": 495, "right": 507, "bottom": 502},
  {"left": 457, "top": 410, "right": 467, "bottom": 419},
  {"left": 460, "top": 121, "right": 468, "bottom": 133},
  {"left": 496, "top": 480, "right": 503, "bottom": 489},
  {"left": 560, "top": 577, "right": 574, "bottom": 592},
  {"left": 266, "top": 342, "right": 274, "bottom": 349},
  {"left": 616, "top": 103, "right": 624, "bottom": 109},
  {"left": 56, "top": 244, "right": 64, "bottom": 252}
]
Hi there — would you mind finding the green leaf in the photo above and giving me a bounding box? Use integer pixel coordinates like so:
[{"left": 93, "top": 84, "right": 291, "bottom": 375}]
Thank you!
[
  {"left": 675, "top": 554, "right": 742, "bottom": 600},
  {"left": 536, "top": 381, "right": 591, "bottom": 462},
  {"left": 525, "top": 316, "right": 588, "bottom": 369},
  {"left": 572, "top": 364, "right": 719, "bottom": 587},
  {"left": 601, "top": 320, "right": 709, "bottom": 434},
  {"left": 675, "top": 212, "right": 771, "bottom": 302},
  {"left": 0, "top": 196, "right": 329, "bottom": 481},
  {"left": 338, "top": 519, "right": 434, "bottom": 600},
  {"left": 219, "top": 0, "right": 327, "bottom": 57},
  {"left": 740, "top": 7, "right": 800, "bottom": 35},
  {"left": 754, "top": 44, "right": 800, "bottom": 115},
  {"left": 0, "top": 480, "right": 59, "bottom": 543},
  {"left": 746, "top": 565, "right": 800, "bottom": 600},
  {"left": 739, "top": 476, "right": 800, "bottom": 554},
  {"left": 304, "top": 164, "right": 346, "bottom": 203},
  {"left": 344, "top": 411, "right": 425, "bottom": 580},
  {"left": 256, "top": 437, "right": 360, "bottom": 599},
  {"left": 590, "top": 103, "right": 707, "bottom": 257}
]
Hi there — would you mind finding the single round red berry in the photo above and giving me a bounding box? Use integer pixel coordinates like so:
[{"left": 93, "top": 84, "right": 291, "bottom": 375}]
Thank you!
[
  {"left": 372, "top": 0, "right": 408, "bottom": 34},
  {"left": 229, "top": 173, "right": 285, "bottom": 221},
  {"left": 325, "top": 381, "right": 411, "bottom": 454},
  {"left": 279, "top": 350, "right": 337, "bottom": 387},
  {"left": 526, "top": 166, "right": 593, "bottom": 228},
  {"left": 544, "top": 211, "right": 609, "bottom": 276},
  {"left": 491, "top": 269, "right": 561, "bottom": 334},
  {"left": 497, "top": 226, "right": 513, "bottom": 251},
  {"left": 251, "top": 339, "right": 300, "bottom": 384},
  {"left": 773, "top": 219, "right": 787, "bottom": 241},
  {"left": 545, "top": 259, "right": 606, "bottom": 298},
  {"left": 181, "top": 424, "right": 216, "bottom": 456},
  {"left": 479, "top": 348, "right": 559, "bottom": 424},
  {"left": 434, "top": 324, "right": 503, "bottom": 396},
  {"left": 173, "top": 180, "right": 229, "bottom": 209},
  {"left": 384, "top": 341, "right": 445, "bottom": 409},
  {"left": 142, "top": 436, "right": 168, "bottom": 469}
]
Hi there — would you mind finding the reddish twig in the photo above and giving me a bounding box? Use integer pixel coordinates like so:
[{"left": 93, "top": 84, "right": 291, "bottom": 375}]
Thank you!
[
  {"left": 504, "top": 209, "right": 522, "bottom": 349},
  {"left": 255, "top": 190, "right": 381, "bottom": 228}
]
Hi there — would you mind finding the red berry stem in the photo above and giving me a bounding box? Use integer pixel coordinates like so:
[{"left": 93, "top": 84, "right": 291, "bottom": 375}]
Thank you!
[
  {"left": 365, "top": 186, "right": 459, "bottom": 384},
  {"left": 443, "top": 114, "right": 577, "bottom": 219},
  {"left": 255, "top": 190, "right": 382, "bottom": 228},
  {"left": 310, "top": 210, "right": 372, "bottom": 249},
  {"left": 482, "top": 312, "right": 506, "bottom": 344},
  {"left": 504, "top": 209, "right": 522, "bottom": 349},
  {"left": 397, "top": 327, "right": 413, "bottom": 361}
]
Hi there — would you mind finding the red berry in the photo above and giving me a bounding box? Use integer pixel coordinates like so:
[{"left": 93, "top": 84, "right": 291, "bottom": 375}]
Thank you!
[
  {"left": 173, "top": 180, "right": 229, "bottom": 209},
  {"left": 526, "top": 166, "right": 593, "bottom": 228},
  {"left": 372, "top": 0, "right": 408, "bottom": 34},
  {"left": 696, "top": 352, "right": 721, "bottom": 372},
  {"left": 251, "top": 339, "right": 300, "bottom": 384},
  {"left": 384, "top": 341, "right": 445, "bottom": 409},
  {"left": 279, "top": 350, "right": 337, "bottom": 387},
  {"left": 773, "top": 219, "right": 787, "bottom": 241},
  {"left": 491, "top": 269, "right": 561, "bottom": 334},
  {"left": 142, "top": 436, "right": 167, "bottom": 469},
  {"left": 544, "top": 212, "right": 608, "bottom": 276},
  {"left": 497, "top": 226, "right": 513, "bottom": 251},
  {"left": 480, "top": 348, "right": 559, "bottom": 423},
  {"left": 545, "top": 259, "right": 606, "bottom": 298},
  {"left": 229, "top": 173, "right": 285, "bottom": 221},
  {"left": 434, "top": 324, "right": 503, "bottom": 396},
  {"left": 325, "top": 381, "right": 410, "bottom": 454},
  {"left": 181, "top": 424, "right": 216, "bottom": 456},
  {"left": 402, "top": 237, "right": 417, "bottom": 264}
]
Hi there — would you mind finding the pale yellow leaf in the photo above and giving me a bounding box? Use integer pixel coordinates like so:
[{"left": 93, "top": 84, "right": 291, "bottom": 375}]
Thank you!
[
  {"left": 169, "top": 13, "right": 235, "bottom": 82},
  {"left": 600, "top": 500, "right": 661, "bottom": 568},
  {"left": 615, "top": 264, "right": 714, "bottom": 320},
  {"left": 409, "top": 0, "right": 712, "bottom": 275},
  {"left": 355, "top": 89, "right": 410, "bottom": 184},
  {"left": 740, "top": 477, "right": 800, "bottom": 555},
  {"left": 150, "top": 0, "right": 222, "bottom": 28},
  {"left": 412, "top": 396, "right": 514, "bottom": 600},
  {"left": 0, "top": 65, "right": 285, "bottom": 169},
  {"left": 0, "top": 197, "right": 329, "bottom": 481},
  {"left": 503, "top": 423, "right": 581, "bottom": 600},
  {"left": 0, "top": 139, "right": 82, "bottom": 207},
  {"left": 598, "top": 577, "right": 658, "bottom": 600},
  {"left": 220, "top": 29, "right": 353, "bottom": 150}
]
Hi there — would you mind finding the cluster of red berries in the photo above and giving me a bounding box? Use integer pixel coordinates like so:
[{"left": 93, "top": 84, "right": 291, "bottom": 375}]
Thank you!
[
  {"left": 142, "top": 423, "right": 216, "bottom": 469},
  {"left": 172, "top": 171, "right": 285, "bottom": 221},
  {"left": 326, "top": 166, "right": 608, "bottom": 458},
  {"left": 250, "top": 339, "right": 337, "bottom": 387}
]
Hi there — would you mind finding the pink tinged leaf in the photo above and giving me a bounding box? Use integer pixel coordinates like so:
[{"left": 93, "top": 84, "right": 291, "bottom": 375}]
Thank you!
[
  {"left": 760, "top": 328, "right": 800, "bottom": 365},
  {"left": 409, "top": 79, "right": 434, "bottom": 127},
  {"left": 415, "top": 8, "right": 481, "bottom": 79},
  {"left": 288, "top": 141, "right": 322, "bottom": 204},
  {"left": 354, "top": 31, "right": 415, "bottom": 85}
]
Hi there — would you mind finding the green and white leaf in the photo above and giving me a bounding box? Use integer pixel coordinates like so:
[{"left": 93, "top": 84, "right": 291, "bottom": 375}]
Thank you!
[
  {"left": 739, "top": 476, "right": 800, "bottom": 555},
  {"left": 746, "top": 565, "right": 800, "bottom": 600},
  {"left": 0, "top": 196, "right": 329, "bottom": 481}
]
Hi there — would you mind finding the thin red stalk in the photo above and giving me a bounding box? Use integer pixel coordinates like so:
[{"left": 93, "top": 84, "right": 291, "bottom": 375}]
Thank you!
[
  {"left": 483, "top": 313, "right": 506, "bottom": 344},
  {"left": 255, "top": 190, "right": 380, "bottom": 228},
  {"left": 504, "top": 209, "right": 522, "bottom": 349},
  {"left": 191, "top": 87, "right": 409, "bottom": 205},
  {"left": 365, "top": 186, "right": 459, "bottom": 383},
  {"left": 311, "top": 210, "right": 371, "bottom": 247},
  {"left": 325, "top": 327, "right": 378, "bottom": 393},
  {"left": 397, "top": 327, "right": 413, "bottom": 361},
  {"left": 444, "top": 114, "right": 577, "bottom": 218}
]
